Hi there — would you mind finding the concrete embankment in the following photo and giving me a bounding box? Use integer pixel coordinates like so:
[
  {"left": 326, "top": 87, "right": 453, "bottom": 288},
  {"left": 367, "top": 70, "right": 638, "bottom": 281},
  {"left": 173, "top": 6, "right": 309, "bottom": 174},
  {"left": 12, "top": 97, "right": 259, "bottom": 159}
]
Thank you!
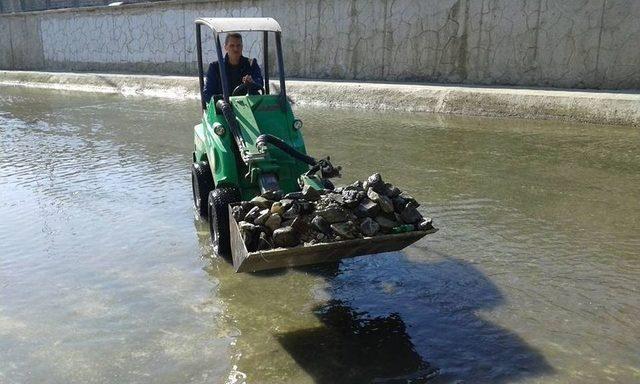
[
  {"left": 3, "top": 0, "right": 640, "bottom": 90},
  {"left": 1, "top": 70, "right": 639, "bottom": 127}
]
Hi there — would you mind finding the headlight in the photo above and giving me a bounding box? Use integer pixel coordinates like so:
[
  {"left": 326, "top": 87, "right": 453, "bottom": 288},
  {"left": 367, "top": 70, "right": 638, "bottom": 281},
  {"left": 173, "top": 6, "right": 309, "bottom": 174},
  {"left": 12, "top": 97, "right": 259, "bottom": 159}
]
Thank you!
[
  {"left": 213, "top": 123, "right": 225, "bottom": 136},
  {"left": 293, "top": 119, "right": 303, "bottom": 130}
]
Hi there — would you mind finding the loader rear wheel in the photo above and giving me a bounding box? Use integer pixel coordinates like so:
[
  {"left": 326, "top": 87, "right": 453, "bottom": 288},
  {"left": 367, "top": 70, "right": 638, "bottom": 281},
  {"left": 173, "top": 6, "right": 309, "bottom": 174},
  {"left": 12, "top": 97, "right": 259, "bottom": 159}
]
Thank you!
[
  {"left": 192, "top": 161, "right": 213, "bottom": 218},
  {"left": 208, "top": 187, "right": 241, "bottom": 258}
]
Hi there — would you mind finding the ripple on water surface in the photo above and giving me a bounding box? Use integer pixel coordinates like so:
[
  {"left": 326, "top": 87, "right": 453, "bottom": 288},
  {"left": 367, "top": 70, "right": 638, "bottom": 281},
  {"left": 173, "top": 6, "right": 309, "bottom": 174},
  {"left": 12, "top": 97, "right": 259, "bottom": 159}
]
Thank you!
[{"left": 1, "top": 86, "right": 639, "bottom": 384}]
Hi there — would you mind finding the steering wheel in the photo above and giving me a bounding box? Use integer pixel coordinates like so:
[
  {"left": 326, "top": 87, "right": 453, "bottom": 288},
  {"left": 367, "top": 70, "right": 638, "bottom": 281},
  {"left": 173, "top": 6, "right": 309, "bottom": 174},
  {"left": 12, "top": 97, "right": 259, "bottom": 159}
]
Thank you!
[{"left": 231, "top": 82, "right": 264, "bottom": 96}]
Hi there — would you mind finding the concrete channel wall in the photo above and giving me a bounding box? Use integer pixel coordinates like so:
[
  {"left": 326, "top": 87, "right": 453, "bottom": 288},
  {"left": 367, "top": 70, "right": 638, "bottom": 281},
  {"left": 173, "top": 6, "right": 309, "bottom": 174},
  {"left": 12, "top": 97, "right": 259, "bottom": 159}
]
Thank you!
[{"left": 1, "top": 0, "right": 640, "bottom": 90}]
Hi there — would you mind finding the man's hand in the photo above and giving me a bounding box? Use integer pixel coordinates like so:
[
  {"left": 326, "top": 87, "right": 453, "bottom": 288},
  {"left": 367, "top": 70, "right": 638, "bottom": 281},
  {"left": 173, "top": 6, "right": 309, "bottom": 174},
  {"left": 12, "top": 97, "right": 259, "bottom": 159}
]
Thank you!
[{"left": 242, "top": 75, "right": 254, "bottom": 84}]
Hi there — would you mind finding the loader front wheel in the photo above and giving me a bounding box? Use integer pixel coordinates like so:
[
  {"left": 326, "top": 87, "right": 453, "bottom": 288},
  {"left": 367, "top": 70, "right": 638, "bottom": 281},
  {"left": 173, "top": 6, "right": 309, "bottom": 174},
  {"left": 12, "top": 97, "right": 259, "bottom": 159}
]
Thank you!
[
  {"left": 208, "top": 187, "right": 241, "bottom": 258},
  {"left": 192, "top": 161, "right": 213, "bottom": 218}
]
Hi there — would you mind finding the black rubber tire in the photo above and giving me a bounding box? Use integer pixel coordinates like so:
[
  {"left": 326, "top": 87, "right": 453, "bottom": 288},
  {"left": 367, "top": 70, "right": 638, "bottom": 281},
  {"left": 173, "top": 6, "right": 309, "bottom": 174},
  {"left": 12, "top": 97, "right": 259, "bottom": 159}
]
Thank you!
[
  {"left": 208, "top": 187, "right": 241, "bottom": 258},
  {"left": 192, "top": 161, "right": 213, "bottom": 218}
]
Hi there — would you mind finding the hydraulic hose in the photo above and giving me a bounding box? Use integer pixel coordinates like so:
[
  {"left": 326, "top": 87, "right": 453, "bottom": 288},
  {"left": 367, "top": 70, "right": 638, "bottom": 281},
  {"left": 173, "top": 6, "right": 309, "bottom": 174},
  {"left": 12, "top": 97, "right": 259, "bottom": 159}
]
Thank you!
[
  {"left": 218, "top": 100, "right": 246, "bottom": 150},
  {"left": 255, "top": 134, "right": 317, "bottom": 166}
]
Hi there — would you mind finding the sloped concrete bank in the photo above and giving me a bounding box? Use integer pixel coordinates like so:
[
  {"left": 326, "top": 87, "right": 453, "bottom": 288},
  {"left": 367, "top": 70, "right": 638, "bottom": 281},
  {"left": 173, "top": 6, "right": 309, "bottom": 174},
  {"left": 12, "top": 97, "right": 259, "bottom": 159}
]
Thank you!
[{"left": 1, "top": 70, "right": 639, "bottom": 127}]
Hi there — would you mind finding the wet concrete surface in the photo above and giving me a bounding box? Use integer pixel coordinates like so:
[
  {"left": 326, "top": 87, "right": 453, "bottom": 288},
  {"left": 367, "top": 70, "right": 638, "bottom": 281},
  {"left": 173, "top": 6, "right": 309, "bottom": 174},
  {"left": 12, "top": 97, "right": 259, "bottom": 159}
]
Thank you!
[{"left": 1, "top": 86, "right": 639, "bottom": 383}]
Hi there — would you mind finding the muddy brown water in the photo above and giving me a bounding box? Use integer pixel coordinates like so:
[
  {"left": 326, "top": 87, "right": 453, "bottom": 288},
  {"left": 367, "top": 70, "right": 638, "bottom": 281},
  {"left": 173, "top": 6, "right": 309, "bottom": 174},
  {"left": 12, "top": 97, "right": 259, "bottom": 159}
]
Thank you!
[{"left": 1, "top": 86, "right": 639, "bottom": 384}]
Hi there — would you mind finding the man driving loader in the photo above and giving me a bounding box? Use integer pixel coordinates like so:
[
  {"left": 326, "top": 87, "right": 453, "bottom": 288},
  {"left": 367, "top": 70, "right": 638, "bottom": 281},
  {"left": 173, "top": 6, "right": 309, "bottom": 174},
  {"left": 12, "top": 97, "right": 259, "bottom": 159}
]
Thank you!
[{"left": 202, "top": 33, "right": 264, "bottom": 104}]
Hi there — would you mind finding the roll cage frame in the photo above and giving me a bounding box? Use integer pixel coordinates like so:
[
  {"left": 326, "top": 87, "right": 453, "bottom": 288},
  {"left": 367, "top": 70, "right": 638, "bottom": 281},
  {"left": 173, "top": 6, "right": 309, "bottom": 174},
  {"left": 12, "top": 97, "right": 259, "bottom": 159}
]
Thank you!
[{"left": 194, "top": 17, "right": 288, "bottom": 110}]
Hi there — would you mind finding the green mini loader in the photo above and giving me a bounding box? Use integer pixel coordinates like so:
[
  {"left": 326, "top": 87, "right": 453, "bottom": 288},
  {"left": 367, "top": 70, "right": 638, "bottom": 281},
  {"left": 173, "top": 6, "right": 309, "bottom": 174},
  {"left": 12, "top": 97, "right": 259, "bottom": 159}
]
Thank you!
[{"left": 191, "top": 18, "right": 434, "bottom": 272}]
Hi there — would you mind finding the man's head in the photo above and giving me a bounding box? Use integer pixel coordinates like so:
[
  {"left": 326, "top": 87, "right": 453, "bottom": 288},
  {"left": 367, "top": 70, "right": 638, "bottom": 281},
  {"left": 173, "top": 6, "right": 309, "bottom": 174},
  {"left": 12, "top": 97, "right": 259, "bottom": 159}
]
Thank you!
[{"left": 224, "top": 33, "right": 243, "bottom": 63}]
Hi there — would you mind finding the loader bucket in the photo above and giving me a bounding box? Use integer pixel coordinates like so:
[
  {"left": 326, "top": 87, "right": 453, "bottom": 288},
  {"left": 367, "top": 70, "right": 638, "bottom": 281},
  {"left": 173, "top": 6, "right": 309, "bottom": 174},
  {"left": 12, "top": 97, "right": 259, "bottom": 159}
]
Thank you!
[{"left": 229, "top": 206, "right": 438, "bottom": 273}]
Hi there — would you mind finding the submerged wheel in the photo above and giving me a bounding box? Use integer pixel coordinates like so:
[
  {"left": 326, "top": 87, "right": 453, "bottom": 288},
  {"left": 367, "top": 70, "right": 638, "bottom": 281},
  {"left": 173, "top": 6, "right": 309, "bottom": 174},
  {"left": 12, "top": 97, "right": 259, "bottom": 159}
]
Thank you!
[
  {"left": 208, "top": 187, "right": 241, "bottom": 258},
  {"left": 191, "top": 161, "right": 213, "bottom": 218}
]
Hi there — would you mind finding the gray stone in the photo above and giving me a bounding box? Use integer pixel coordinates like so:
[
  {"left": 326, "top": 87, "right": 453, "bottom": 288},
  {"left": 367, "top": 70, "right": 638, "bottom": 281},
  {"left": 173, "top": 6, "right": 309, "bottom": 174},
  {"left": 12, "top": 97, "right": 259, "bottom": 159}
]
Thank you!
[
  {"left": 354, "top": 198, "right": 380, "bottom": 218},
  {"left": 261, "top": 190, "right": 283, "bottom": 201},
  {"left": 367, "top": 173, "right": 383, "bottom": 185},
  {"left": 392, "top": 196, "right": 407, "bottom": 213},
  {"left": 251, "top": 195, "right": 273, "bottom": 209},
  {"left": 270, "top": 201, "right": 285, "bottom": 215},
  {"left": 240, "top": 201, "right": 254, "bottom": 211},
  {"left": 297, "top": 200, "right": 314, "bottom": 214},
  {"left": 265, "top": 213, "right": 282, "bottom": 232},
  {"left": 359, "top": 217, "right": 380, "bottom": 237},
  {"left": 367, "top": 189, "right": 394, "bottom": 214},
  {"left": 257, "top": 232, "right": 272, "bottom": 251},
  {"left": 375, "top": 215, "right": 398, "bottom": 231},
  {"left": 341, "top": 189, "right": 362, "bottom": 208},
  {"left": 316, "top": 205, "right": 348, "bottom": 223},
  {"left": 244, "top": 206, "right": 261, "bottom": 222},
  {"left": 279, "top": 198, "right": 294, "bottom": 210},
  {"left": 367, "top": 173, "right": 385, "bottom": 193},
  {"left": 379, "top": 195, "right": 395, "bottom": 214},
  {"left": 282, "top": 204, "right": 300, "bottom": 219},
  {"left": 385, "top": 183, "right": 401, "bottom": 198},
  {"left": 281, "top": 219, "right": 294, "bottom": 228},
  {"left": 302, "top": 185, "right": 321, "bottom": 201},
  {"left": 291, "top": 216, "right": 310, "bottom": 234},
  {"left": 233, "top": 173, "right": 427, "bottom": 247},
  {"left": 299, "top": 229, "right": 319, "bottom": 243},
  {"left": 231, "top": 205, "right": 246, "bottom": 222},
  {"left": 272, "top": 226, "right": 299, "bottom": 248},
  {"left": 341, "top": 189, "right": 359, "bottom": 199},
  {"left": 417, "top": 217, "right": 434, "bottom": 231},
  {"left": 284, "top": 192, "right": 304, "bottom": 200},
  {"left": 238, "top": 221, "right": 255, "bottom": 233},
  {"left": 343, "top": 200, "right": 360, "bottom": 209},
  {"left": 400, "top": 204, "right": 423, "bottom": 224},
  {"left": 254, "top": 209, "right": 271, "bottom": 225},
  {"left": 311, "top": 215, "right": 333, "bottom": 235},
  {"left": 400, "top": 193, "right": 419, "bottom": 208},
  {"left": 326, "top": 192, "right": 344, "bottom": 205},
  {"left": 239, "top": 221, "right": 259, "bottom": 250},
  {"left": 330, "top": 221, "right": 357, "bottom": 239}
]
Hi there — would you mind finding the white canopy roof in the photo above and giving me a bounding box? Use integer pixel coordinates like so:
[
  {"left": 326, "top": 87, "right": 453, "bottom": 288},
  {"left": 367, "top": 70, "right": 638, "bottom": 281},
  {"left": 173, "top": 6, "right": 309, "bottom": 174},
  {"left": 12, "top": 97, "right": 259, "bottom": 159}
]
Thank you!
[{"left": 195, "top": 17, "right": 282, "bottom": 33}]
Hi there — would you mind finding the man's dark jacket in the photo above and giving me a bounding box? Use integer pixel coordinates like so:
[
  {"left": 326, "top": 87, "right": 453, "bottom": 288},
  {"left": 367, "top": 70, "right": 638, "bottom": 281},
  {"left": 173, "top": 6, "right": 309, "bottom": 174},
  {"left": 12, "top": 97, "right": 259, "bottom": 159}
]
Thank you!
[{"left": 203, "top": 54, "right": 264, "bottom": 104}]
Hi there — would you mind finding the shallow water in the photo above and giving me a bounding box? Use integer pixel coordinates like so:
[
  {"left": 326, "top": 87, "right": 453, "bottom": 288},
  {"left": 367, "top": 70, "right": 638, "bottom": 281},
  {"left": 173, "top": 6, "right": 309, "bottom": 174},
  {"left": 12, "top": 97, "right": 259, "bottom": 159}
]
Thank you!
[{"left": 1, "top": 86, "right": 639, "bottom": 384}]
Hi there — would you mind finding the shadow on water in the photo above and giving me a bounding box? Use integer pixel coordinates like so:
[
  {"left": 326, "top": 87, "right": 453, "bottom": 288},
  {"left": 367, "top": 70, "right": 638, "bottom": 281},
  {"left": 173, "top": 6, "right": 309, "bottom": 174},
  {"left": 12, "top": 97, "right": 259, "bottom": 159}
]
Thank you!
[
  {"left": 252, "top": 264, "right": 436, "bottom": 381},
  {"left": 275, "top": 299, "right": 438, "bottom": 383},
  {"left": 196, "top": 212, "right": 553, "bottom": 383},
  {"left": 329, "top": 251, "right": 554, "bottom": 383},
  {"left": 250, "top": 264, "right": 431, "bottom": 380},
  {"left": 194, "top": 216, "right": 554, "bottom": 383}
]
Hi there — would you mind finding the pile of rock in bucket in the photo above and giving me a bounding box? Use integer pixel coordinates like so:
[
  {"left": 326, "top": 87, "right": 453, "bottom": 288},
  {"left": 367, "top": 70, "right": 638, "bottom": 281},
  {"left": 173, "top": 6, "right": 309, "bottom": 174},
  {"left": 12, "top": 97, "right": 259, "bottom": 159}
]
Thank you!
[{"left": 231, "top": 173, "right": 434, "bottom": 252}]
